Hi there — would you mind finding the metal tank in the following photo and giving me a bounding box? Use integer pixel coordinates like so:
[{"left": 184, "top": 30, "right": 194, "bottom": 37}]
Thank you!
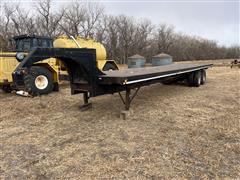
[
  {"left": 53, "top": 35, "right": 107, "bottom": 60},
  {"left": 152, "top": 53, "right": 172, "bottom": 66},
  {"left": 128, "top": 54, "right": 146, "bottom": 68}
]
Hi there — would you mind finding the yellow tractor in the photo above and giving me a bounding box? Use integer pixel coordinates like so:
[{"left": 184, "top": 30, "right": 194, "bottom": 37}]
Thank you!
[{"left": 0, "top": 35, "right": 118, "bottom": 95}]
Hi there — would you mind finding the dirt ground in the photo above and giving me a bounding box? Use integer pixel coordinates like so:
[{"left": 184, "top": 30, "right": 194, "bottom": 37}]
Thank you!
[{"left": 0, "top": 64, "right": 239, "bottom": 179}]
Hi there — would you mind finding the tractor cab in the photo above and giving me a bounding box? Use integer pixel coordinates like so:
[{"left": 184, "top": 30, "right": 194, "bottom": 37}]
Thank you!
[{"left": 11, "top": 35, "right": 53, "bottom": 52}]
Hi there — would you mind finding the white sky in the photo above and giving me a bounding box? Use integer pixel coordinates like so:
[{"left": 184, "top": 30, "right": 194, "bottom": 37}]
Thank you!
[
  {"left": 102, "top": 0, "right": 239, "bottom": 47},
  {"left": 2, "top": 0, "right": 240, "bottom": 47}
]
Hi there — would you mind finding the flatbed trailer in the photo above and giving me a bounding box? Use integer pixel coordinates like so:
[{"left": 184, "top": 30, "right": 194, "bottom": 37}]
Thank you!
[{"left": 12, "top": 48, "right": 212, "bottom": 111}]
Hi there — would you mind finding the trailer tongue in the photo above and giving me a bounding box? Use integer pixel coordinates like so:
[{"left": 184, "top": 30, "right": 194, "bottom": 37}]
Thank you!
[{"left": 12, "top": 48, "right": 212, "bottom": 111}]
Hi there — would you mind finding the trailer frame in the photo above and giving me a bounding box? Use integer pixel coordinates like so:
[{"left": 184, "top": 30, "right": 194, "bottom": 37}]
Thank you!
[{"left": 12, "top": 48, "right": 212, "bottom": 111}]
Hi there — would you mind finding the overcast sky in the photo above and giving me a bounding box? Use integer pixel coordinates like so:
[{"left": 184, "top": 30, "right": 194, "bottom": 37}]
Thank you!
[
  {"left": 101, "top": 0, "right": 239, "bottom": 47},
  {"left": 2, "top": 0, "right": 239, "bottom": 47}
]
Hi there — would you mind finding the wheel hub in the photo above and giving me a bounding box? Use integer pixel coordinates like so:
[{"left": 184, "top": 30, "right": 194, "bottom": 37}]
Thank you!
[{"left": 35, "top": 75, "right": 48, "bottom": 90}]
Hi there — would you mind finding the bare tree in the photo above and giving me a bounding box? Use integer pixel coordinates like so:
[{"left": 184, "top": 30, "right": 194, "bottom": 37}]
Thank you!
[
  {"left": 155, "top": 24, "right": 175, "bottom": 54},
  {"left": 115, "top": 15, "right": 137, "bottom": 64},
  {"left": 60, "top": 2, "right": 86, "bottom": 36},
  {"left": 0, "top": 4, "right": 16, "bottom": 38},
  {"left": 36, "top": 0, "right": 64, "bottom": 37},
  {"left": 0, "top": 3, "right": 18, "bottom": 50},
  {"left": 0, "top": 1, "right": 239, "bottom": 60},
  {"left": 94, "top": 15, "right": 108, "bottom": 43},
  {"left": 60, "top": 2, "right": 104, "bottom": 38},
  {"left": 11, "top": 5, "right": 37, "bottom": 35},
  {"left": 104, "top": 16, "right": 120, "bottom": 61},
  {"left": 133, "top": 19, "right": 154, "bottom": 59},
  {"left": 81, "top": 2, "right": 104, "bottom": 38}
]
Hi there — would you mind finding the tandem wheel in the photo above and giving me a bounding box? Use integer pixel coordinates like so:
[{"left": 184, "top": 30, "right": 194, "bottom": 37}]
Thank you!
[{"left": 187, "top": 70, "right": 206, "bottom": 87}]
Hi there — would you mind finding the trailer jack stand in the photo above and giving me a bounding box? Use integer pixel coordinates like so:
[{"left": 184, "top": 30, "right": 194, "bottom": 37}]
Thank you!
[
  {"left": 80, "top": 92, "right": 92, "bottom": 111},
  {"left": 118, "top": 87, "right": 141, "bottom": 111}
]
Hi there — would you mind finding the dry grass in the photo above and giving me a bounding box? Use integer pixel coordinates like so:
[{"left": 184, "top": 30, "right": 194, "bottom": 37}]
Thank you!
[
  {"left": 176, "top": 59, "right": 234, "bottom": 67},
  {"left": 0, "top": 65, "right": 239, "bottom": 179}
]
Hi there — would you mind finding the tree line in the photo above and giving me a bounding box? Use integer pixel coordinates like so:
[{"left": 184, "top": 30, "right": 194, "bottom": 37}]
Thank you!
[{"left": 0, "top": 0, "right": 239, "bottom": 63}]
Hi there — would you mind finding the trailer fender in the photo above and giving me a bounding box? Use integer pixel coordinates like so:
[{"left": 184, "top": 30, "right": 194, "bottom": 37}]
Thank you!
[{"left": 98, "top": 60, "right": 118, "bottom": 71}]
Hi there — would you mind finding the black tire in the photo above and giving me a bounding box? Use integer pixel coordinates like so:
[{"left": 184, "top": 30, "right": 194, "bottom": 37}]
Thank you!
[
  {"left": 53, "top": 82, "right": 59, "bottom": 92},
  {"left": 192, "top": 71, "right": 202, "bottom": 87},
  {"left": 24, "top": 66, "right": 53, "bottom": 95},
  {"left": 162, "top": 78, "right": 177, "bottom": 85},
  {"left": 187, "top": 73, "right": 195, "bottom": 86},
  {"left": 187, "top": 71, "right": 201, "bottom": 87},
  {"left": 1, "top": 84, "right": 12, "bottom": 93},
  {"left": 201, "top": 69, "right": 206, "bottom": 85},
  {"left": 103, "top": 63, "right": 118, "bottom": 71},
  {"left": 162, "top": 81, "right": 173, "bottom": 85}
]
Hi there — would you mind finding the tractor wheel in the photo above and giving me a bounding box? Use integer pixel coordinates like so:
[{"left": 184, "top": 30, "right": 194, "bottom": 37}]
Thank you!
[
  {"left": 201, "top": 69, "right": 206, "bottom": 85},
  {"left": 2, "top": 84, "right": 12, "bottom": 93},
  {"left": 24, "top": 66, "right": 53, "bottom": 95},
  {"left": 103, "top": 63, "right": 118, "bottom": 71}
]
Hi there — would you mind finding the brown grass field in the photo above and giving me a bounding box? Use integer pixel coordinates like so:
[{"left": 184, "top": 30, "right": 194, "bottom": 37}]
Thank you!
[{"left": 0, "top": 61, "right": 239, "bottom": 179}]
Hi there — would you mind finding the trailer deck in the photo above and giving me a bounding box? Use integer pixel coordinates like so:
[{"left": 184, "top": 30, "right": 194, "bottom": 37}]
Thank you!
[
  {"left": 100, "top": 63, "right": 211, "bottom": 85},
  {"left": 12, "top": 48, "right": 212, "bottom": 112}
]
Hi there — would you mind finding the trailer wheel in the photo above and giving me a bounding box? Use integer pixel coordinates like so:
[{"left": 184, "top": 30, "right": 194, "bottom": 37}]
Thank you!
[
  {"left": 187, "top": 73, "right": 195, "bottom": 86},
  {"left": 192, "top": 71, "right": 202, "bottom": 87},
  {"left": 162, "top": 79, "right": 177, "bottom": 85},
  {"left": 201, "top": 69, "right": 206, "bottom": 85},
  {"left": 162, "top": 80, "right": 173, "bottom": 85},
  {"left": 24, "top": 66, "right": 53, "bottom": 95},
  {"left": 187, "top": 71, "right": 201, "bottom": 87}
]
